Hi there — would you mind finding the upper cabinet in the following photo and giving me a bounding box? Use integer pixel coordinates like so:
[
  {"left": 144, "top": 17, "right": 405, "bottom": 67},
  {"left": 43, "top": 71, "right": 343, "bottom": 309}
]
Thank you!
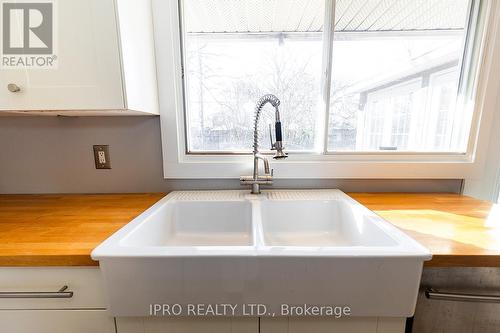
[{"left": 0, "top": 0, "right": 158, "bottom": 115}]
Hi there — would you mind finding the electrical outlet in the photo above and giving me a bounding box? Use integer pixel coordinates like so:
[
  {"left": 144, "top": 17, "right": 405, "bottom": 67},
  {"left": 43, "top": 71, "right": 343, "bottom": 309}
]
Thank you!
[{"left": 93, "top": 145, "right": 111, "bottom": 169}]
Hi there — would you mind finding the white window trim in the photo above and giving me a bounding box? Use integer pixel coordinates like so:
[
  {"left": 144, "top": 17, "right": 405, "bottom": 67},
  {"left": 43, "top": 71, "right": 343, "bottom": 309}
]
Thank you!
[{"left": 152, "top": 0, "right": 500, "bottom": 179}]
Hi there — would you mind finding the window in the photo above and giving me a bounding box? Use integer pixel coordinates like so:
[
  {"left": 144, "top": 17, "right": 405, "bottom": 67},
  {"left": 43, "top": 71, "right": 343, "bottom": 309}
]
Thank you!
[
  {"left": 154, "top": 0, "right": 498, "bottom": 178},
  {"left": 180, "top": 0, "right": 480, "bottom": 154},
  {"left": 358, "top": 80, "right": 420, "bottom": 151},
  {"left": 181, "top": 0, "right": 325, "bottom": 152},
  {"left": 327, "top": 0, "right": 472, "bottom": 152}
]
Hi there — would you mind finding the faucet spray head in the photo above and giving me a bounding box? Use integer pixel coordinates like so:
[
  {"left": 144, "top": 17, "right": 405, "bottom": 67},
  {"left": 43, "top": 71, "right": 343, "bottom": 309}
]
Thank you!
[
  {"left": 273, "top": 148, "right": 288, "bottom": 159},
  {"left": 273, "top": 120, "right": 287, "bottom": 159},
  {"left": 269, "top": 122, "right": 288, "bottom": 159}
]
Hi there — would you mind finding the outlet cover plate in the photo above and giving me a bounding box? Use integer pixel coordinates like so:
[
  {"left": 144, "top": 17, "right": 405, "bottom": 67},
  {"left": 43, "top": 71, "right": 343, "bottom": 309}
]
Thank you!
[{"left": 93, "top": 145, "right": 111, "bottom": 169}]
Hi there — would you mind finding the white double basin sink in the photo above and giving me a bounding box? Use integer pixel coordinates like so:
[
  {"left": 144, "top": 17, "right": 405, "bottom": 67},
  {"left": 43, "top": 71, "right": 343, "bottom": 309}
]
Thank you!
[{"left": 92, "top": 190, "right": 431, "bottom": 317}]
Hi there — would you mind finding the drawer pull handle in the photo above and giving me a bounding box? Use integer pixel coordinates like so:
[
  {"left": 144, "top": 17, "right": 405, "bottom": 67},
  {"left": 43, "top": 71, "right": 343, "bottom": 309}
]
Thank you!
[
  {"left": 425, "top": 288, "right": 500, "bottom": 303},
  {"left": 0, "top": 285, "right": 73, "bottom": 299}
]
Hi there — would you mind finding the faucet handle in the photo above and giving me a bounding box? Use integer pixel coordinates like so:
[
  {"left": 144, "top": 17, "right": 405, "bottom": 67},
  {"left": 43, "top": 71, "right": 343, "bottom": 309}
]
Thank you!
[{"left": 269, "top": 123, "right": 275, "bottom": 150}]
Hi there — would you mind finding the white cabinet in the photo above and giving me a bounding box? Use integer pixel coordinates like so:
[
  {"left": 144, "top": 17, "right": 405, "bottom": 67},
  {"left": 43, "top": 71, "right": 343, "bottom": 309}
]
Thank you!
[
  {"left": 116, "top": 317, "right": 258, "bottom": 333},
  {"left": 0, "top": 267, "right": 406, "bottom": 333},
  {"left": 0, "top": 0, "right": 158, "bottom": 115},
  {"left": 0, "top": 69, "right": 29, "bottom": 111},
  {"left": 115, "top": 317, "right": 406, "bottom": 333},
  {"left": 0, "top": 310, "right": 115, "bottom": 333},
  {"left": 0, "top": 267, "right": 114, "bottom": 333},
  {"left": 0, "top": 267, "right": 107, "bottom": 310},
  {"left": 260, "top": 317, "right": 406, "bottom": 333}
]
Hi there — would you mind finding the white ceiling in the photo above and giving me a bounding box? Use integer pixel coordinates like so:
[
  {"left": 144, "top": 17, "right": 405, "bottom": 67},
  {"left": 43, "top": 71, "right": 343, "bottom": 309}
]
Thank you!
[{"left": 183, "top": 0, "right": 470, "bottom": 33}]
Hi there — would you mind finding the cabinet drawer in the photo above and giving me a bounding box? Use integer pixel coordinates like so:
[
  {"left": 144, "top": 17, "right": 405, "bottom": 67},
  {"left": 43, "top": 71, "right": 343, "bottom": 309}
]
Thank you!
[
  {"left": 0, "top": 267, "right": 106, "bottom": 309},
  {"left": 0, "top": 309, "right": 115, "bottom": 333}
]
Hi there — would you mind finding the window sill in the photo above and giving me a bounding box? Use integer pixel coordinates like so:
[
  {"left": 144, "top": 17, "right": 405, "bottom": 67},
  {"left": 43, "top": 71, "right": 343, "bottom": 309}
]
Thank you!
[{"left": 163, "top": 154, "right": 478, "bottom": 179}]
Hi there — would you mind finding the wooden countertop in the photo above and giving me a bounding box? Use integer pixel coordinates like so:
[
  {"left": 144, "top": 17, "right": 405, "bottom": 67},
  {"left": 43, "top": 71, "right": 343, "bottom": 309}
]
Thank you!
[
  {"left": 349, "top": 193, "right": 500, "bottom": 267},
  {"left": 0, "top": 193, "right": 499, "bottom": 267},
  {"left": 0, "top": 194, "right": 165, "bottom": 266}
]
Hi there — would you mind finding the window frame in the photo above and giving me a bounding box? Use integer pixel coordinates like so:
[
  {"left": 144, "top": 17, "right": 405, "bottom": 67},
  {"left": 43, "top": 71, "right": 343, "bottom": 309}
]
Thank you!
[{"left": 153, "top": 0, "right": 500, "bottom": 179}]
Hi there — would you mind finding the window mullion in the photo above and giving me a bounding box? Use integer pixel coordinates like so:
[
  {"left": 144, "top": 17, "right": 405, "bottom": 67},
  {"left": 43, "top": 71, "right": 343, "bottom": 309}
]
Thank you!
[{"left": 317, "top": 0, "right": 336, "bottom": 154}]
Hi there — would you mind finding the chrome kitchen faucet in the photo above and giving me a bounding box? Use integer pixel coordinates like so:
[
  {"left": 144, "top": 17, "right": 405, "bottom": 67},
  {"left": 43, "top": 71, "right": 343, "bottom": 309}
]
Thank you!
[{"left": 240, "top": 94, "right": 287, "bottom": 194}]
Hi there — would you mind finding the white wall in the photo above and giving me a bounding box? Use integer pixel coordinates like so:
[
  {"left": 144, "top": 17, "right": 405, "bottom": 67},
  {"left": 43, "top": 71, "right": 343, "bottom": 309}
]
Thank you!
[{"left": 0, "top": 117, "right": 462, "bottom": 194}]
